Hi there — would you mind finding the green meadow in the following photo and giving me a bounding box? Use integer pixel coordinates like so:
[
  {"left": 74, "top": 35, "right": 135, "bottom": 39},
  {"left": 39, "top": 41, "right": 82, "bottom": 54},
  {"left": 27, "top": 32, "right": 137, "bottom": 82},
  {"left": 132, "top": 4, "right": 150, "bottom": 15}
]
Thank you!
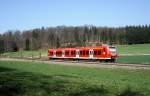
[{"left": 0, "top": 60, "right": 150, "bottom": 96}]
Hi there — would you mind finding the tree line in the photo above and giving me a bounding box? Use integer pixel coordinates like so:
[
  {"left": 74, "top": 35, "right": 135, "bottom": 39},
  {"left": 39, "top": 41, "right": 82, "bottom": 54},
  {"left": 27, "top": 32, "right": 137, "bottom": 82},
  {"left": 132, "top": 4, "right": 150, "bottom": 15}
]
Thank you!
[{"left": 0, "top": 25, "right": 150, "bottom": 53}]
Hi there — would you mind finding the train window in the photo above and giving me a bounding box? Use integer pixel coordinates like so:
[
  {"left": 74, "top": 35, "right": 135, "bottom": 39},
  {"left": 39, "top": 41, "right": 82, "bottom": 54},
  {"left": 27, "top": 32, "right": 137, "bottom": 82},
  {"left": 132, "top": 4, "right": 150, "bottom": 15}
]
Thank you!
[
  {"left": 84, "top": 51, "right": 86, "bottom": 55},
  {"left": 80, "top": 51, "right": 82, "bottom": 55},
  {"left": 81, "top": 51, "right": 83, "bottom": 55},
  {"left": 83, "top": 51, "right": 85, "bottom": 55},
  {"left": 97, "top": 51, "right": 101, "bottom": 55},
  {"left": 109, "top": 46, "right": 116, "bottom": 54},
  {"left": 71, "top": 51, "right": 75, "bottom": 55},
  {"left": 94, "top": 51, "right": 97, "bottom": 55},
  {"left": 56, "top": 51, "right": 62, "bottom": 55},
  {"left": 103, "top": 48, "right": 105, "bottom": 52},
  {"left": 86, "top": 51, "right": 89, "bottom": 55},
  {"left": 65, "top": 51, "right": 69, "bottom": 55}
]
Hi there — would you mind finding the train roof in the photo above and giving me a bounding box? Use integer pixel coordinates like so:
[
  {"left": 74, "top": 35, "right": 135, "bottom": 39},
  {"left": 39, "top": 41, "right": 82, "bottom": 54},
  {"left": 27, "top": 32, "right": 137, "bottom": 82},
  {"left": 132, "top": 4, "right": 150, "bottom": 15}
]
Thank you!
[{"left": 48, "top": 45, "right": 110, "bottom": 51}]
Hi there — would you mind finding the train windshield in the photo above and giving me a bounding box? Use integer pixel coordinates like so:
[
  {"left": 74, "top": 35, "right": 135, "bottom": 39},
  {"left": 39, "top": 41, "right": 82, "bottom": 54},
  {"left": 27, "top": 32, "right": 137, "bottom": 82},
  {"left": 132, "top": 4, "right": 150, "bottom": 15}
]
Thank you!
[{"left": 109, "top": 46, "right": 116, "bottom": 54}]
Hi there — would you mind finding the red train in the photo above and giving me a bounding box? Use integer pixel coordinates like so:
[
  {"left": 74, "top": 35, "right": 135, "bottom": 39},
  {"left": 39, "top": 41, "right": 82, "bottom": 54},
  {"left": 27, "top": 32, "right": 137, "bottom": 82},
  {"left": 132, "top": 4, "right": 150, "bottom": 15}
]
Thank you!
[{"left": 48, "top": 45, "right": 117, "bottom": 62}]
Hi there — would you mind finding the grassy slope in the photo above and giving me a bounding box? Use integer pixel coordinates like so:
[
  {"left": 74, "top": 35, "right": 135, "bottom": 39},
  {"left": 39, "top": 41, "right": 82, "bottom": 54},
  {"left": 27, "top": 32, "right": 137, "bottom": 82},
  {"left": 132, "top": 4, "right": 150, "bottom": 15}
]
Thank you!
[
  {"left": 116, "top": 44, "right": 150, "bottom": 54},
  {"left": 0, "top": 61, "right": 150, "bottom": 96},
  {"left": 116, "top": 44, "right": 150, "bottom": 64},
  {"left": 117, "top": 55, "right": 150, "bottom": 64}
]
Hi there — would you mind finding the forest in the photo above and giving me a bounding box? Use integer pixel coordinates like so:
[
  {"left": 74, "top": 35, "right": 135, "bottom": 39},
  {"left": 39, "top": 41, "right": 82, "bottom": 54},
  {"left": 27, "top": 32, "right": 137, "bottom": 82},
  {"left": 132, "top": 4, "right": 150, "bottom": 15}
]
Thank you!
[{"left": 0, "top": 25, "right": 150, "bottom": 53}]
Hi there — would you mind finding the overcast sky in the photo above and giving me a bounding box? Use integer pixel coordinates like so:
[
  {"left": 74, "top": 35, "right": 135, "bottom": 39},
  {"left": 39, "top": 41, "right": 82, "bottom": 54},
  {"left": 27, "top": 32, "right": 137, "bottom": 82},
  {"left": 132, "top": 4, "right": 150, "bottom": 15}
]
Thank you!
[{"left": 0, "top": 0, "right": 150, "bottom": 33}]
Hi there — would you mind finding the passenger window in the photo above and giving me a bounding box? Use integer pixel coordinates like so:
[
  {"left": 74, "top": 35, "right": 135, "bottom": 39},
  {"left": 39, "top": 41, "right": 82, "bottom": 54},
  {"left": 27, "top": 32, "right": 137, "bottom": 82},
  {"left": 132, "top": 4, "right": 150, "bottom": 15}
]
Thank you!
[
  {"left": 86, "top": 51, "right": 89, "bottom": 55},
  {"left": 98, "top": 51, "right": 101, "bottom": 55},
  {"left": 65, "top": 51, "right": 69, "bottom": 55},
  {"left": 57, "top": 51, "right": 61, "bottom": 55},
  {"left": 71, "top": 51, "right": 75, "bottom": 55},
  {"left": 94, "top": 51, "right": 97, "bottom": 55},
  {"left": 80, "top": 51, "right": 82, "bottom": 55},
  {"left": 83, "top": 51, "right": 85, "bottom": 55},
  {"left": 50, "top": 52, "right": 53, "bottom": 55}
]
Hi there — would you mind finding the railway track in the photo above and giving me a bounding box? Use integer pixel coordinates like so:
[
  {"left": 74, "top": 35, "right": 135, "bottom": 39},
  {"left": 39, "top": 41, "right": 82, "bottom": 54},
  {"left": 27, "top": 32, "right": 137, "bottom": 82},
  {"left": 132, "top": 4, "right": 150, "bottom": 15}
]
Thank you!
[
  {"left": 0, "top": 57, "right": 150, "bottom": 70},
  {"left": 42, "top": 59, "right": 150, "bottom": 70}
]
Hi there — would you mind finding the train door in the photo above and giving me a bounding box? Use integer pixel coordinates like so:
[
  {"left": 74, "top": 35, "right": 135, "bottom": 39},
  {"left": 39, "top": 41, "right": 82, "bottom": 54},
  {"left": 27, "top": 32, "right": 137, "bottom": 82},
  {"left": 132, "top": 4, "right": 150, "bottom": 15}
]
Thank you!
[
  {"left": 76, "top": 49, "right": 79, "bottom": 58},
  {"left": 89, "top": 49, "right": 93, "bottom": 59},
  {"left": 62, "top": 50, "right": 65, "bottom": 58},
  {"left": 53, "top": 50, "right": 56, "bottom": 57}
]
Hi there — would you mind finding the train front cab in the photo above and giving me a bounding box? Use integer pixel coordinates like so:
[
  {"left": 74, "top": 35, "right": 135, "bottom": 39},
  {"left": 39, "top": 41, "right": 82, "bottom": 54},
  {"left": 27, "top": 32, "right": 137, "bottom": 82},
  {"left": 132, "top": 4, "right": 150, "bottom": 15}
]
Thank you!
[
  {"left": 91, "top": 46, "right": 117, "bottom": 62},
  {"left": 109, "top": 46, "right": 117, "bottom": 62}
]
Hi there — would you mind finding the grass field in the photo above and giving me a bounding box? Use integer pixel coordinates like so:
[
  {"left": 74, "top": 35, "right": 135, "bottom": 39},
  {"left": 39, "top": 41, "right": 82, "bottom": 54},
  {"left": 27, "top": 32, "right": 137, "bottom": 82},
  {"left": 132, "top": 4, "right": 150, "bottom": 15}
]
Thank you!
[
  {"left": 117, "top": 55, "right": 150, "bottom": 64},
  {"left": 116, "top": 44, "right": 150, "bottom": 64},
  {"left": 0, "top": 60, "right": 150, "bottom": 96},
  {"left": 116, "top": 44, "right": 150, "bottom": 55}
]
